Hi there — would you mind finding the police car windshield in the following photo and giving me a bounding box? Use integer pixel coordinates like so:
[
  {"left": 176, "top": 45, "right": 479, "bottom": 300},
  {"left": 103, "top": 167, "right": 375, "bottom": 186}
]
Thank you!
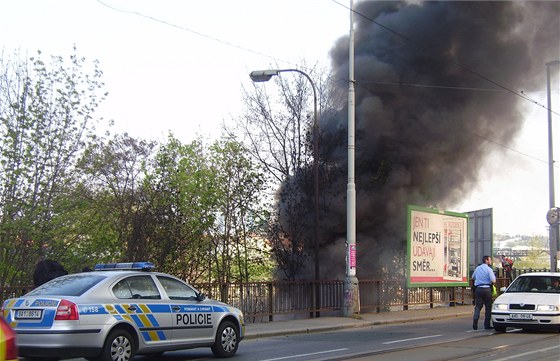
[{"left": 27, "top": 274, "right": 105, "bottom": 297}]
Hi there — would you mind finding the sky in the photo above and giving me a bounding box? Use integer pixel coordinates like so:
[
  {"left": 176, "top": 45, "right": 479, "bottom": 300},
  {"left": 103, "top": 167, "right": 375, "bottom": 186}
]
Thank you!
[{"left": 0, "top": 0, "right": 558, "bottom": 237}]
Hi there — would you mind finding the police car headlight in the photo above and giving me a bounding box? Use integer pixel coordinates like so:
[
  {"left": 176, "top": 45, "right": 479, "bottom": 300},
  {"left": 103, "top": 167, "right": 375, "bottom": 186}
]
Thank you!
[
  {"left": 537, "top": 304, "right": 558, "bottom": 311},
  {"left": 493, "top": 303, "right": 508, "bottom": 311}
]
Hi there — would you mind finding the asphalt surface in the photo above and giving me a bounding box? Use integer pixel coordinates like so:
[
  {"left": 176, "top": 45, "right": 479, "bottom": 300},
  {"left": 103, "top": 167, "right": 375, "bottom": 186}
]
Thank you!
[{"left": 244, "top": 304, "right": 474, "bottom": 339}]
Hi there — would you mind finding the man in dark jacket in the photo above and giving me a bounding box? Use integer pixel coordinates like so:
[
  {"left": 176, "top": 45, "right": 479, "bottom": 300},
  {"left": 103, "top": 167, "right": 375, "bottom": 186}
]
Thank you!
[{"left": 33, "top": 259, "right": 68, "bottom": 287}]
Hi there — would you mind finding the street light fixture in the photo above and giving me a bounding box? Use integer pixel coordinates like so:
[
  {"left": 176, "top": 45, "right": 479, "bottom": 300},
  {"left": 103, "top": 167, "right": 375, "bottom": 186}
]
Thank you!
[
  {"left": 248, "top": 70, "right": 280, "bottom": 83},
  {"left": 249, "top": 68, "right": 321, "bottom": 305}
]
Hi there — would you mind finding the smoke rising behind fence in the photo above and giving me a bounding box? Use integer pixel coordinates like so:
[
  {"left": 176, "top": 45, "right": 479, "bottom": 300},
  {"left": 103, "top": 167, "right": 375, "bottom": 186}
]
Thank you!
[{"left": 304, "top": 1, "right": 560, "bottom": 279}]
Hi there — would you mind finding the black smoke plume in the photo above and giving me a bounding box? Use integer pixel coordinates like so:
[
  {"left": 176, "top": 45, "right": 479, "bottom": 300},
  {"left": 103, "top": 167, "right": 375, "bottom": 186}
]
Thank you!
[{"left": 303, "top": 1, "right": 559, "bottom": 279}]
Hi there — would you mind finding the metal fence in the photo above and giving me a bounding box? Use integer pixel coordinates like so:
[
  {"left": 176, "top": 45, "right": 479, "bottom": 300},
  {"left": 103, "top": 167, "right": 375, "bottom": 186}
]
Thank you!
[
  {"left": 190, "top": 279, "right": 482, "bottom": 322},
  {"left": 0, "top": 286, "right": 33, "bottom": 305},
  {"left": 0, "top": 277, "right": 518, "bottom": 323}
]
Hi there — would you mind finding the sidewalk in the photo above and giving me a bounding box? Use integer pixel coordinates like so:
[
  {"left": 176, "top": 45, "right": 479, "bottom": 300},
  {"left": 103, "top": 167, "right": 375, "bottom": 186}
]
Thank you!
[{"left": 244, "top": 305, "right": 474, "bottom": 339}]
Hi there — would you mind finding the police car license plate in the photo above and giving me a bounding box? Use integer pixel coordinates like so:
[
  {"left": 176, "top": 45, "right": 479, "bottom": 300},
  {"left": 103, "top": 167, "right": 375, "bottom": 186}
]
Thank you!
[
  {"left": 510, "top": 313, "right": 532, "bottom": 320},
  {"left": 15, "top": 309, "right": 42, "bottom": 319}
]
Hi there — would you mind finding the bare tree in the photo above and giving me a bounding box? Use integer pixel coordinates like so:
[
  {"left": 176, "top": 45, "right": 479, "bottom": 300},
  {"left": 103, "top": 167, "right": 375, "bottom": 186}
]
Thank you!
[{"left": 232, "top": 63, "right": 342, "bottom": 280}]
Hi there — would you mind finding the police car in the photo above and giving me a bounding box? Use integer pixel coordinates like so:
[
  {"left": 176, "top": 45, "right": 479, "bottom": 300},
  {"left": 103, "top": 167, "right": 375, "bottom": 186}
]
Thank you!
[
  {"left": 1, "top": 262, "right": 245, "bottom": 361},
  {"left": 492, "top": 272, "right": 560, "bottom": 332}
]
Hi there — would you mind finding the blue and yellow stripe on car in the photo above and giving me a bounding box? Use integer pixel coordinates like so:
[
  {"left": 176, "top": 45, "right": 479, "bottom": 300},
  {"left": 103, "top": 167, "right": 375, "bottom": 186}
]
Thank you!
[{"left": 103, "top": 303, "right": 169, "bottom": 341}]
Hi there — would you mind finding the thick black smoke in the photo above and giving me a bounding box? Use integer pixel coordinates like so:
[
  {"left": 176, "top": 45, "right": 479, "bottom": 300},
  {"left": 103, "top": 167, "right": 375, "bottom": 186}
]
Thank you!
[{"left": 311, "top": 1, "right": 560, "bottom": 279}]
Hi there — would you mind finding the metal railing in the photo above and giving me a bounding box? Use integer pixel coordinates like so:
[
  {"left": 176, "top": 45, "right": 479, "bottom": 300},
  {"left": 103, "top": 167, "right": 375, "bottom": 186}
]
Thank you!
[
  {"left": 191, "top": 279, "right": 480, "bottom": 322},
  {"left": 0, "top": 277, "right": 519, "bottom": 323},
  {"left": 0, "top": 286, "right": 33, "bottom": 305}
]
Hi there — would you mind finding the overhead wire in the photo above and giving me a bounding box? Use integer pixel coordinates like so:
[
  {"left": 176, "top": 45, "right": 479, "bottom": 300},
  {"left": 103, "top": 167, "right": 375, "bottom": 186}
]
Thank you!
[
  {"left": 358, "top": 80, "right": 509, "bottom": 93},
  {"left": 95, "top": 0, "right": 558, "bottom": 166},
  {"left": 472, "top": 133, "right": 549, "bottom": 166},
  {"left": 330, "top": 0, "right": 559, "bottom": 116},
  {"left": 95, "top": 0, "right": 557, "bottom": 113},
  {"left": 330, "top": 0, "right": 560, "bottom": 167},
  {"left": 94, "top": 0, "right": 296, "bottom": 66}
]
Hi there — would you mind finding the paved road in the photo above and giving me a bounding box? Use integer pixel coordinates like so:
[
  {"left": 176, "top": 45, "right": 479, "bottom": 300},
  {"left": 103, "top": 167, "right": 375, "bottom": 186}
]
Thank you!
[
  {"left": 345, "top": 328, "right": 560, "bottom": 361},
  {"left": 63, "top": 305, "right": 560, "bottom": 361},
  {"left": 112, "top": 314, "right": 559, "bottom": 361}
]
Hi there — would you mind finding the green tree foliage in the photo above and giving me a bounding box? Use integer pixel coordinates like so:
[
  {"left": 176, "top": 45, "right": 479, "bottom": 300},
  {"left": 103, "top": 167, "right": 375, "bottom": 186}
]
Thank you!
[
  {"left": 143, "top": 135, "right": 218, "bottom": 281},
  {"left": 207, "top": 138, "right": 271, "bottom": 283},
  {"left": 76, "top": 133, "right": 157, "bottom": 265},
  {"left": 142, "top": 135, "right": 272, "bottom": 283},
  {"left": 76, "top": 133, "right": 272, "bottom": 283},
  {"left": 512, "top": 236, "right": 550, "bottom": 270},
  {"left": 0, "top": 49, "right": 105, "bottom": 286},
  {"left": 0, "top": 48, "right": 274, "bottom": 288}
]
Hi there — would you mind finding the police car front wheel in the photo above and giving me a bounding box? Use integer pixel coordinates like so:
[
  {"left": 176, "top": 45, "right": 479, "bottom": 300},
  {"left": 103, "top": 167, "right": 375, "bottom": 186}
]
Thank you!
[{"left": 211, "top": 321, "right": 239, "bottom": 358}]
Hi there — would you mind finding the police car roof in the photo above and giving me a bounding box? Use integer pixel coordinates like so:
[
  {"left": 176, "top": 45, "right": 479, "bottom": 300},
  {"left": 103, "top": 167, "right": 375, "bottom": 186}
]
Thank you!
[{"left": 94, "top": 262, "right": 155, "bottom": 272}]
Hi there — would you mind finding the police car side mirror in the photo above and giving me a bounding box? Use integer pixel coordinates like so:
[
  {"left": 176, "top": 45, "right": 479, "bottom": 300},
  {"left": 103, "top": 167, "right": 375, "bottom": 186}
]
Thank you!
[{"left": 196, "top": 292, "right": 206, "bottom": 302}]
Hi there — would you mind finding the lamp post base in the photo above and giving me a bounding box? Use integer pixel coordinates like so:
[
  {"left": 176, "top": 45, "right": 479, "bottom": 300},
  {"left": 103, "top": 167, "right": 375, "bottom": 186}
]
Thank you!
[{"left": 342, "top": 276, "right": 360, "bottom": 317}]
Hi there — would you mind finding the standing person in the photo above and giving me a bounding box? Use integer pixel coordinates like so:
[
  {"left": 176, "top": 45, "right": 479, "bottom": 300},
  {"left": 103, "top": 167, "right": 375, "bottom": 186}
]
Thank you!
[
  {"left": 33, "top": 259, "right": 68, "bottom": 287},
  {"left": 471, "top": 255, "right": 496, "bottom": 330},
  {"left": 500, "top": 255, "right": 514, "bottom": 282}
]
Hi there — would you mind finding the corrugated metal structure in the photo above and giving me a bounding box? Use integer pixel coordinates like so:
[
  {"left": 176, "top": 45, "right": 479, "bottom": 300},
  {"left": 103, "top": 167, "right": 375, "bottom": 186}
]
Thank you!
[{"left": 467, "top": 208, "right": 493, "bottom": 272}]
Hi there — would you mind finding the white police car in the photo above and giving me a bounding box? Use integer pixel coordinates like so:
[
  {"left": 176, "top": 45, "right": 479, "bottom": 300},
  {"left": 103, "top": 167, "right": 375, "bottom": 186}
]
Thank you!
[
  {"left": 492, "top": 272, "right": 560, "bottom": 332},
  {"left": 1, "top": 262, "right": 245, "bottom": 361}
]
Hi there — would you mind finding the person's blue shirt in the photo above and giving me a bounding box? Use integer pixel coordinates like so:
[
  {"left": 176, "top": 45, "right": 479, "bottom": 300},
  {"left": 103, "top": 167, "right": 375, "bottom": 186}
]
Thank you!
[{"left": 472, "top": 263, "right": 496, "bottom": 288}]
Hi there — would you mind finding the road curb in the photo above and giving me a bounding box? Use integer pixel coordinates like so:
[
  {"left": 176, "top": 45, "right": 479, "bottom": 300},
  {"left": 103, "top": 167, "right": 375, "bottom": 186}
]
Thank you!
[{"left": 244, "top": 308, "right": 473, "bottom": 340}]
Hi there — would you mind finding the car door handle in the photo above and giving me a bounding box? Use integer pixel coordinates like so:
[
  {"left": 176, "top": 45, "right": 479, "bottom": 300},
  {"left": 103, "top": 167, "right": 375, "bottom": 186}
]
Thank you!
[
  {"left": 127, "top": 306, "right": 137, "bottom": 312},
  {"left": 172, "top": 306, "right": 181, "bottom": 312}
]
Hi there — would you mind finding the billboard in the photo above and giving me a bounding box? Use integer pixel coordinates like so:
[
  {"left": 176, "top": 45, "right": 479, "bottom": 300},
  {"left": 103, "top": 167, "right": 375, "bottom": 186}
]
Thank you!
[{"left": 407, "top": 205, "right": 469, "bottom": 287}]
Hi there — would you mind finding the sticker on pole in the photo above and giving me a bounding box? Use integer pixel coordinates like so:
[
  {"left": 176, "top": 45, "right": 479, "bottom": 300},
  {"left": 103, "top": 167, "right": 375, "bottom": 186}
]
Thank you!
[{"left": 348, "top": 244, "right": 356, "bottom": 276}]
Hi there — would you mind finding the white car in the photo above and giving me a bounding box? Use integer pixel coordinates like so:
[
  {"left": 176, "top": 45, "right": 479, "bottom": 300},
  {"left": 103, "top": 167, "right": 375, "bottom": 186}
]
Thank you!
[
  {"left": 492, "top": 272, "right": 560, "bottom": 332},
  {"left": 2, "top": 262, "right": 245, "bottom": 361}
]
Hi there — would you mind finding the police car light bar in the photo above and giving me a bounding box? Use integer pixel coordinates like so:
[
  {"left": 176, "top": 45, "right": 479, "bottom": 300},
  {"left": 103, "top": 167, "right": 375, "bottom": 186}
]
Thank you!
[{"left": 94, "top": 262, "right": 155, "bottom": 271}]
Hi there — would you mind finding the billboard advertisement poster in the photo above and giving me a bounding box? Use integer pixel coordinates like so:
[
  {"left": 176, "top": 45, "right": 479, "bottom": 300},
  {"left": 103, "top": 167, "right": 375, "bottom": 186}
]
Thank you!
[{"left": 407, "top": 205, "right": 469, "bottom": 287}]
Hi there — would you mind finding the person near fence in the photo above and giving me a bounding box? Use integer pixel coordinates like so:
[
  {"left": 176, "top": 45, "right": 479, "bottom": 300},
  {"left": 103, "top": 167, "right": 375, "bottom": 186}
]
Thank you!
[
  {"left": 33, "top": 259, "right": 68, "bottom": 287},
  {"left": 500, "top": 254, "right": 514, "bottom": 281},
  {"left": 471, "top": 255, "right": 496, "bottom": 330}
]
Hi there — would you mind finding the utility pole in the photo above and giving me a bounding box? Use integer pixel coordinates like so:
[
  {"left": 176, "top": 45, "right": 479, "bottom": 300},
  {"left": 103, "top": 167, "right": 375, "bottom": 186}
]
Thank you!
[
  {"left": 343, "top": 0, "right": 360, "bottom": 317},
  {"left": 546, "top": 60, "right": 560, "bottom": 271}
]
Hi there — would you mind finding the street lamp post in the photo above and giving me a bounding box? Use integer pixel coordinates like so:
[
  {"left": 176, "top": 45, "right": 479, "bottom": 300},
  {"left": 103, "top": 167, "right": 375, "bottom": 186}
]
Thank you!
[
  {"left": 547, "top": 60, "right": 560, "bottom": 271},
  {"left": 343, "top": 0, "right": 360, "bottom": 317},
  {"left": 249, "top": 69, "right": 321, "bottom": 312}
]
